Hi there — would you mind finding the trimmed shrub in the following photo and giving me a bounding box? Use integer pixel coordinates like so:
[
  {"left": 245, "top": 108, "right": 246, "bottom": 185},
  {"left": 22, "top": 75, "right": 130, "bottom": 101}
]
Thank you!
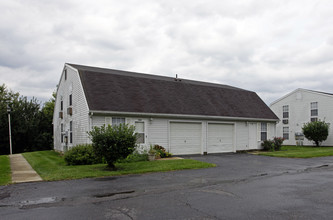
[
  {"left": 273, "top": 137, "right": 284, "bottom": 151},
  {"left": 118, "top": 152, "right": 149, "bottom": 163},
  {"left": 64, "top": 144, "right": 101, "bottom": 165},
  {"left": 261, "top": 137, "right": 285, "bottom": 151},
  {"left": 88, "top": 124, "right": 137, "bottom": 169},
  {"left": 261, "top": 140, "right": 275, "bottom": 151}
]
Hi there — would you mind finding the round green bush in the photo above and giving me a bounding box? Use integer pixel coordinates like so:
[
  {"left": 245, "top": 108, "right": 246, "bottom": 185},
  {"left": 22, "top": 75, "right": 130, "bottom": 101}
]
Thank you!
[
  {"left": 64, "top": 144, "right": 101, "bottom": 165},
  {"left": 88, "top": 124, "right": 137, "bottom": 169}
]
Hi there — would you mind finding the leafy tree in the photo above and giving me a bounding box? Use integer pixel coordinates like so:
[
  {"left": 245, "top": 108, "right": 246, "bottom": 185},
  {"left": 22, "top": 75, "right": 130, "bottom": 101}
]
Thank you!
[
  {"left": 35, "top": 92, "right": 56, "bottom": 150},
  {"left": 0, "top": 84, "right": 54, "bottom": 155},
  {"left": 88, "top": 123, "right": 137, "bottom": 169},
  {"left": 302, "top": 121, "right": 329, "bottom": 147}
]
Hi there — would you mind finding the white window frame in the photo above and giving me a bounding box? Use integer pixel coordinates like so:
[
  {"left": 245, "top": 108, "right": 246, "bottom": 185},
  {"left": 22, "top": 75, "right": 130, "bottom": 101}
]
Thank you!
[
  {"left": 61, "top": 123, "right": 64, "bottom": 143},
  {"left": 135, "top": 121, "right": 145, "bottom": 144},
  {"left": 112, "top": 117, "right": 125, "bottom": 126},
  {"left": 105, "top": 117, "right": 126, "bottom": 126},
  {"left": 310, "top": 102, "right": 318, "bottom": 121},
  {"left": 282, "top": 105, "right": 289, "bottom": 118},
  {"left": 69, "top": 94, "right": 72, "bottom": 106},
  {"left": 64, "top": 69, "right": 67, "bottom": 80},
  {"left": 261, "top": 122, "right": 267, "bottom": 141},
  {"left": 283, "top": 127, "right": 289, "bottom": 140},
  {"left": 69, "top": 121, "right": 73, "bottom": 144}
]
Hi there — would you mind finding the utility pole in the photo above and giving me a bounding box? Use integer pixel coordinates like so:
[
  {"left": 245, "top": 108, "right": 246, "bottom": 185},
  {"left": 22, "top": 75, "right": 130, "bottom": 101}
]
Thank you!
[{"left": 7, "top": 105, "right": 12, "bottom": 155}]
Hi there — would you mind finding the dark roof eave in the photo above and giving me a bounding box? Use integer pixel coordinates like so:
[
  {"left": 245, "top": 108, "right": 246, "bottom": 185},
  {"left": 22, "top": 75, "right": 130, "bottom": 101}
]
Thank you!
[{"left": 89, "top": 110, "right": 279, "bottom": 122}]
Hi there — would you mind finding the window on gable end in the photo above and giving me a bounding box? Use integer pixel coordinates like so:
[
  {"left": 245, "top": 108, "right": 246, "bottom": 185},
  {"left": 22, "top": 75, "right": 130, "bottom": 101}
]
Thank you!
[
  {"left": 310, "top": 102, "right": 318, "bottom": 121},
  {"left": 69, "top": 94, "right": 72, "bottom": 106},
  {"left": 69, "top": 121, "right": 73, "bottom": 144},
  {"left": 283, "top": 127, "right": 289, "bottom": 140},
  {"left": 282, "top": 105, "right": 289, "bottom": 118},
  {"left": 61, "top": 123, "right": 64, "bottom": 143}
]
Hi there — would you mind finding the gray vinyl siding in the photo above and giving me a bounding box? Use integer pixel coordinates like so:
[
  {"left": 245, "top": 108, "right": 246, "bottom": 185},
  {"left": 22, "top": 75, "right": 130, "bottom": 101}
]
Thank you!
[
  {"left": 271, "top": 89, "right": 333, "bottom": 146},
  {"left": 91, "top": 116, "right": 107, "bottom": 128},
  {"left": 53, "top": 65, "right": 90, "bottom": 151},
  {"left": 88, "top": 116, "right": 270, "bottom": 153},
  {"left": 147, "top": 118, "right": 169, "bottom": 149},
  {"left": 235, "top": 122, "right": 249, "bottom": 150}
]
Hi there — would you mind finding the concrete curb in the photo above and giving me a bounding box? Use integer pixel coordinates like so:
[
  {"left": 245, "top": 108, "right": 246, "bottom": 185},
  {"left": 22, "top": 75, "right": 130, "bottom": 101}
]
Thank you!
[{"left": 9, "top": 154, "right": 43, "bottom": 183}]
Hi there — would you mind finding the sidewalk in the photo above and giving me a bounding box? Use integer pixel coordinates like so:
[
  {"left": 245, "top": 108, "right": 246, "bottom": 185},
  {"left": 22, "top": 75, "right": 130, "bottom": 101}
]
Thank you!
[{"left": 9, "top": 154, "right": 42, "bottom": 183}]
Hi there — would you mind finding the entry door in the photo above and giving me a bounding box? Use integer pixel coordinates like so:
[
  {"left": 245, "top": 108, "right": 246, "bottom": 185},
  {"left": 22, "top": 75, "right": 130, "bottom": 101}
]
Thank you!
[
  {"left": 170, "top": 122, "right": 202, "bottom": 155},
  {"left": 248, "top": 122, "right": 257, "bottom": 149},
  {"left": 207, "top": 123, "right": 234, "bottom": 153}
]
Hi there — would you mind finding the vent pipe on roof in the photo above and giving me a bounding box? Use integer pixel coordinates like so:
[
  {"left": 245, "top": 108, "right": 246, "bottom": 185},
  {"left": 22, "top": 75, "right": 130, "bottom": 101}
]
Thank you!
[{"left": 174, "top": 74, "right": 181, "bottom": 82}]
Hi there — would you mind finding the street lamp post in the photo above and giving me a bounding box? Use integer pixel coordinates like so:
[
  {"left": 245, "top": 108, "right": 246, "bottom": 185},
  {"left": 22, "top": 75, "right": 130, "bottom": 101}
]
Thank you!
[{"left": 7, "top": 105, "right": 12, "bottom": 155}]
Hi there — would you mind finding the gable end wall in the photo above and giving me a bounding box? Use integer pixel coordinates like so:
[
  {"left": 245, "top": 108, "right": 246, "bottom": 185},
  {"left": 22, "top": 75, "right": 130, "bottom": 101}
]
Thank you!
[
  {"left": 53, "top": 66, "right": 90, "bottom": 151},
  {"left": 270, "top": 90, "right": 333, "bottom": 146}
]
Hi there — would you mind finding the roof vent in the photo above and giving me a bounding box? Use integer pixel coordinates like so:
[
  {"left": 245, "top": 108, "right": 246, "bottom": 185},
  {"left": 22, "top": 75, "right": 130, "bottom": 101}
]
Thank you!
[{"left": 174, "top": 74, "right": 181, "bottom": 82}]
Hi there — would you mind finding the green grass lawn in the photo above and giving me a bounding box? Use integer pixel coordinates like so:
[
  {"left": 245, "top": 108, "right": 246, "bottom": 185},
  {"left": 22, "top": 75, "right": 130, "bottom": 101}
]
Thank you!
[
  {"left": 23, "top": 151, "right": 215, "bottom": 181},
  {"left": 0, "top": 155, "right": 11, "bottom": 185},
  {"left": 257, "top": 145, "right": 333, "bottom": 158}
]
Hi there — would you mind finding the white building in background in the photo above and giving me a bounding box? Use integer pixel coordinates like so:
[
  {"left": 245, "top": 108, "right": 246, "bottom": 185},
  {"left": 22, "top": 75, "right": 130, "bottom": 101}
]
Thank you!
[
  {"left": 53, "top": 63, "right": 278, "bottom": 154},
  {"left": 270, "top": 88, "right": 333, "bottom": 146}
]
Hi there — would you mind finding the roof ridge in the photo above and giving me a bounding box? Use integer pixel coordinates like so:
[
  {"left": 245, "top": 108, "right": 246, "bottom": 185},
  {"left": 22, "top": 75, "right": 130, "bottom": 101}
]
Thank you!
[
  {"left": 66, "top": 63, "right": 277, "bottom": 120},
  {"left": 66, "top": 63, "right": 248, "bottom": 92},
  {"left": 302, "top": 88, "right": 333, "bottom": 96}
]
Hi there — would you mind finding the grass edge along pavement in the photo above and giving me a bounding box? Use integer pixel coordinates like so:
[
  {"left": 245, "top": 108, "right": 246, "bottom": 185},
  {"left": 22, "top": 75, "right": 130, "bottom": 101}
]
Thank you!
[
  {"left": 0, "top": 155, "right": 11, "bottom": 185},
  {"left": 257, "top": 145, "right": 333, "bottom": 158},
  {"left": 23, "top": 150, "right": 216, "bottom": 181}
]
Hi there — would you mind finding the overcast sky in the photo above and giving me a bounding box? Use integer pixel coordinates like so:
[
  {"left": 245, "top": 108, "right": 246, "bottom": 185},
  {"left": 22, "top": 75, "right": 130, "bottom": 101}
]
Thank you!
[{"left": 1, "top": 0, "right": 333, "bottom": 105}]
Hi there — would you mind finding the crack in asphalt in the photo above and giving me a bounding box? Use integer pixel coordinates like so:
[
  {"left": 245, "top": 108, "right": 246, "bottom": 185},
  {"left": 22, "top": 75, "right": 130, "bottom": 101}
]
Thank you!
[
  {"left": 94, "top": 190, "right": 135, "bottom": 198},
  {"left": 178, "top": 195, "right": 220, "bottom": 220},
  {"left": 0, "top": 192, "right": 10, "bottom": 200},
  {"left": 115, "top": 207, "right": 134, "bottom": 220},
  {"left": 1, "top": 163, "right": 333, "bottom": 211}
]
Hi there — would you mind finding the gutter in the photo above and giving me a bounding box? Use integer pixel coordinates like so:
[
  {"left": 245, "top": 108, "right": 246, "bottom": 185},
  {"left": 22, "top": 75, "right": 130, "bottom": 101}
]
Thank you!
[{"left": 89, "top": 110, "right": 279, "bottom": 122}]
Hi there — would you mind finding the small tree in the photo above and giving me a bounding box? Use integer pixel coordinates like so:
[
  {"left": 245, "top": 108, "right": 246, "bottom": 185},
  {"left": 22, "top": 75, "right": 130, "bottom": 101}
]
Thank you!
[
  {"left": 88, "top": 123, "right": 137, "bottom": 169},
  {"left": 302, "top": 121, "right": 329, "bottom": 147}
]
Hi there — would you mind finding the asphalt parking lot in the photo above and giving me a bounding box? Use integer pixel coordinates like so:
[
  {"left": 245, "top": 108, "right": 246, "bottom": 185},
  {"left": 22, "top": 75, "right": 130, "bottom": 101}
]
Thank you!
[{"left": 1, "top": 153, "right": 333, "bottom": 219}]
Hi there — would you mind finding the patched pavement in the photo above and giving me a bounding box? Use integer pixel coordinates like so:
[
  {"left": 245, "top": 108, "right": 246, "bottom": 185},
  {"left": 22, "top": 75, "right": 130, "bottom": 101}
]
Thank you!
[{"left": 1, "top": 153, "right": 333, "bottom": 219}]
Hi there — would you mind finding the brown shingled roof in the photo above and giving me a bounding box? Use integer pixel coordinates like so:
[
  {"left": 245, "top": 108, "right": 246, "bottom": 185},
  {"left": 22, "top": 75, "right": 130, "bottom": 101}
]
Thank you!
[{"left": 67, "top": 63, "right": 278, "bottom": 120}]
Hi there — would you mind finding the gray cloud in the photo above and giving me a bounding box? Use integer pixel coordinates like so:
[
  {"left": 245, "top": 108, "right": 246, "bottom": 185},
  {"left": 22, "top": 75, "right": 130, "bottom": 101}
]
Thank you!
[{"left": 1, "top": 0, "right": 333, "bottom": 104}]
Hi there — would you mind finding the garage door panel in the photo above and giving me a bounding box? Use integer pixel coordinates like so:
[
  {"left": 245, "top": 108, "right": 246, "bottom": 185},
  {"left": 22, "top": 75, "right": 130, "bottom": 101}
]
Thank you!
[
  {"left": 170, "top": 122, "right": 202, "bottom": 155},
  {"left": 208, "top": 124, "right": 234, "bottom": 153}
]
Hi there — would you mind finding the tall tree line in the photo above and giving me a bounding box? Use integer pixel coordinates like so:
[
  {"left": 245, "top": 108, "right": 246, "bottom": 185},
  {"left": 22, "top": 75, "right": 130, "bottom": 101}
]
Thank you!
[{"left": 0, "top": 84, "right": 54, "bottom": 155}]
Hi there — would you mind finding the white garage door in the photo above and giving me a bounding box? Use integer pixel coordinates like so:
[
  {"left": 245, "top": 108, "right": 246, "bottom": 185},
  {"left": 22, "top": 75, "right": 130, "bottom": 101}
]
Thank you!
[
  {"left": 207, "top": 123, "right": 234, "bottom": 153},
  {"left": 170, "top": 122, "right": 202, "bottom": 155}
]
